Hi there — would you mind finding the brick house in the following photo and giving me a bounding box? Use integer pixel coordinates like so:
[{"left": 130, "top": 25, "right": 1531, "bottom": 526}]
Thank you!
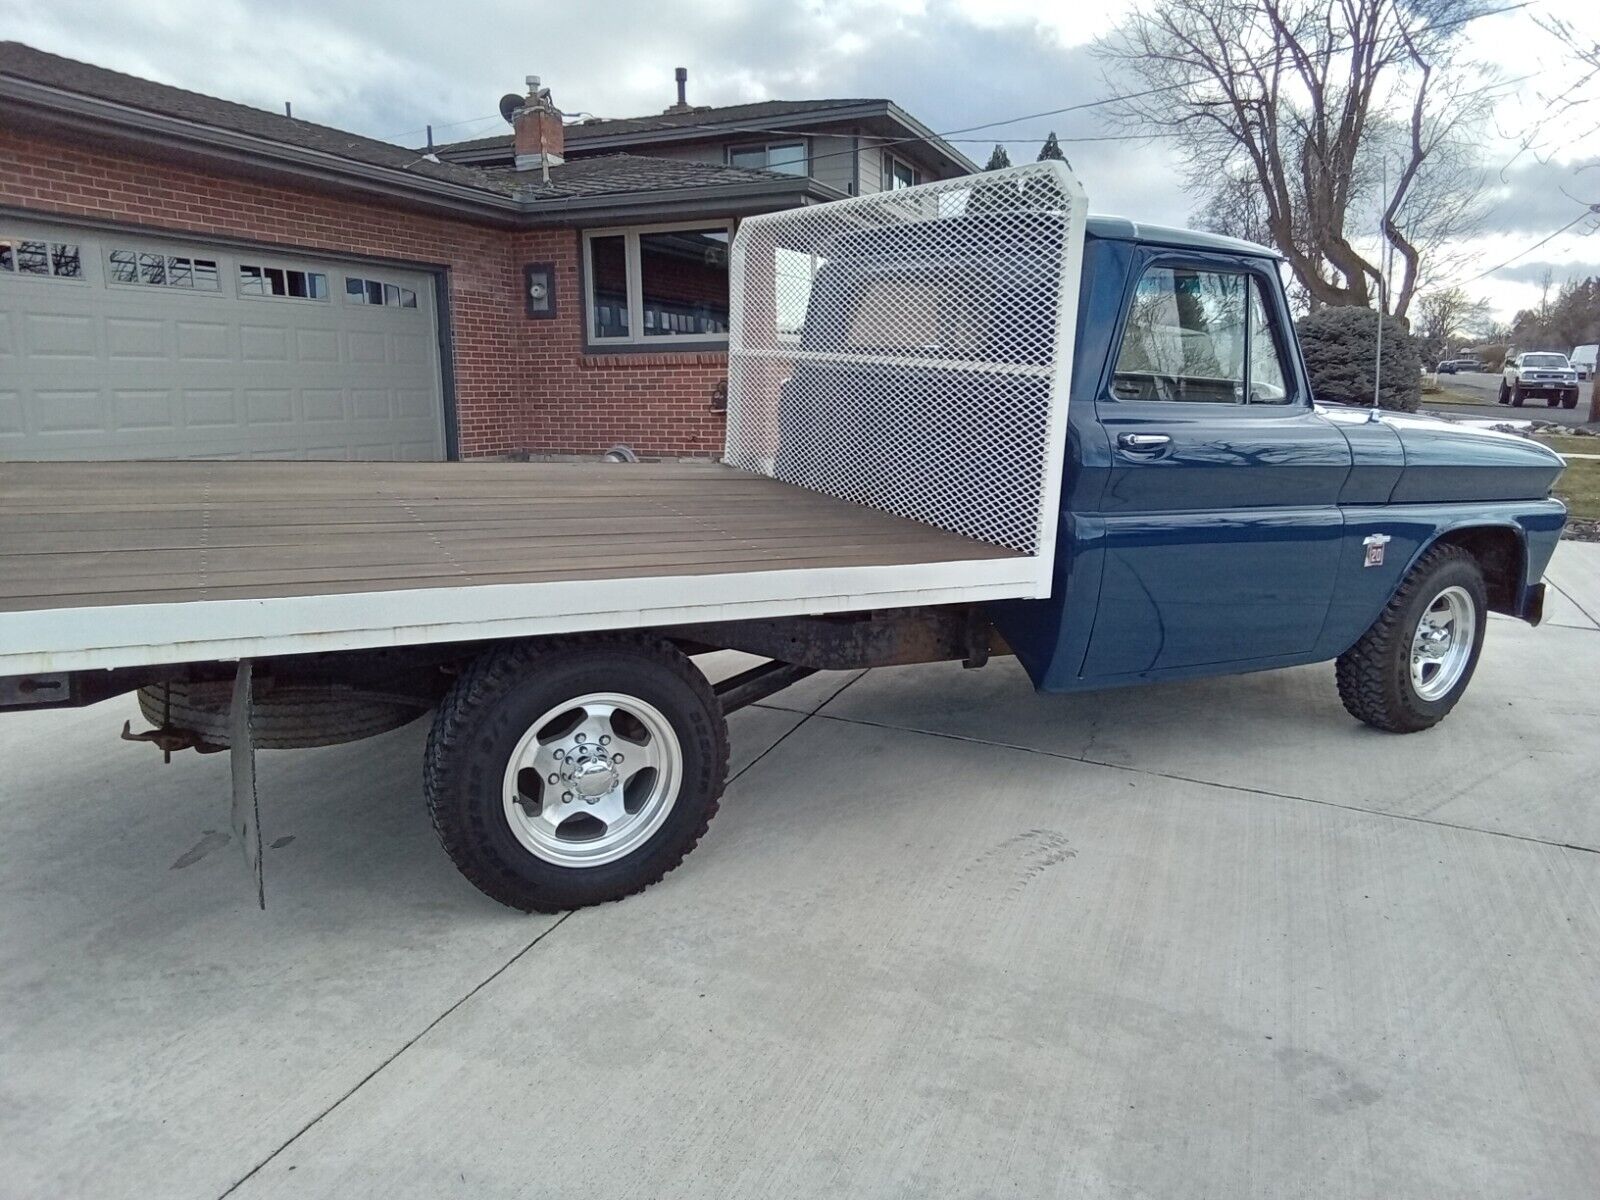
[{"left": 0, "top": 43, "right": 974, "bottom": 460}]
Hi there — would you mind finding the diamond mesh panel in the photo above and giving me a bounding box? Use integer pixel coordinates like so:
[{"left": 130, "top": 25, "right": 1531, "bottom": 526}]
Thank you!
[{"left": 725, "top": 162, "right": 1086, "bottom": 556}]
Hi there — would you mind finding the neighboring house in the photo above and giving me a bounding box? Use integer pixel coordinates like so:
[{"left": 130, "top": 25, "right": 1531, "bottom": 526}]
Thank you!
[{"left": 0, "top": 44, "right": 974, "bottom": 461}]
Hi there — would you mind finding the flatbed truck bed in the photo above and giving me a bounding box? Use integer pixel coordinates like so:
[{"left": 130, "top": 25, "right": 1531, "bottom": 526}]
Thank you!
[
  {"left": 0, "top": 162, "right": 1087, "bottom": 911},
  {"left": 0, "top": 459, "right": 1034, "bottom": 676}
]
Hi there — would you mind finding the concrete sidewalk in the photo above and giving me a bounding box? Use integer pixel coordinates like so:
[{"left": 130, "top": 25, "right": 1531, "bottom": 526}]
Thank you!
[{"left": 3, "top": 545, "right": 1598, "bottom": 1199}]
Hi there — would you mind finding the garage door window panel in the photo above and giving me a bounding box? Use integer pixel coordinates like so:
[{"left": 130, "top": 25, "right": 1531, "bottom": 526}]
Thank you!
[
  {"left": 108, "top": 249, "right": 222, "bottom": 292},
  {"left": 5, "top": 240, "right": 82, "bottom": 280},
  {"left": 345, "top": 276, "right": 421, "bottom": 308},
  {"left": 240, "top": 264, "right": 329, "bottom": 301}
]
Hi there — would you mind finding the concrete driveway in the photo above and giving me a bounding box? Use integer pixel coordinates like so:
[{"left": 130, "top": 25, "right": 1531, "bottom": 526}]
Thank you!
[{"left": 4, "top": 545, "right": 1599, "bottom": 1199}]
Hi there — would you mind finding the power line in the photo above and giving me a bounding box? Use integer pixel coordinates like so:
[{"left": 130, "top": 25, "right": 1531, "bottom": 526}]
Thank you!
[
  {"left": 1453, "top": 209, "right": 1599, "bottom": 285},
  {"left": 393, "top": 0, "right": 1531, "bottom": 157}
]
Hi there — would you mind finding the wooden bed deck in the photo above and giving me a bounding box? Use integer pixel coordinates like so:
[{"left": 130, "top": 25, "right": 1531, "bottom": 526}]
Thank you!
[{"left": 0, "top": 460, "right": 1041, "bottom": 675}]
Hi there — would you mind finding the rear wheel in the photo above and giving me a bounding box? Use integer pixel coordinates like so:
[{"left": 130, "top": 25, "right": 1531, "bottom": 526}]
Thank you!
[
  {"left": 1497, "top": 380, "right": 1509, "bottom": 404},
  {"left": 425, "top": 637, "right": 728, "bottom": 912},
  {"left": 1335, "top": 544, "right": 1487, "bottom": 733}
]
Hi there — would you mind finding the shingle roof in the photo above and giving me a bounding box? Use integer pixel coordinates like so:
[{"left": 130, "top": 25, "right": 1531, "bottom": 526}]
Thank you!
[
  {"left": 510, "top": 154, "right": 811, "bottom": 198},
  {"left": 0, "top": 41, "right": 517, "bottom": 196},
  {"left": 0, "top": 43, "right": 847, "bottom": 210},
  {"left": 432, "top": 98, "right": 885, "bottom": 156}
]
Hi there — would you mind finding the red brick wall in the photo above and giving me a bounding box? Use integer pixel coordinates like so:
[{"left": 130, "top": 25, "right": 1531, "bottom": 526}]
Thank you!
[
  {"left": 513, "top": 227, "right": 729, "bottom": 457},
  {"left": 0, "top": 127, "right": 730, "bottom": 458}
]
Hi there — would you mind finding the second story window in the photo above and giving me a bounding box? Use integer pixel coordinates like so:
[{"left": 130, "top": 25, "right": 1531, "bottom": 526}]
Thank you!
[
  {"left": 885, "top": 155, "right": 920, "bottom": 190},
  {"left": 582, "top": 222, "right": 732, "bottom": 348},
  {"left": 728, "top": 141, "right": 807, "bottom": 176}
]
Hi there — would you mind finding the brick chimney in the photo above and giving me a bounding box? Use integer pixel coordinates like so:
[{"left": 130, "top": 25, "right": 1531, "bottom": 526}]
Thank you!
[{"left": 514, "top": 76, "right": 565, "bottom": 170}]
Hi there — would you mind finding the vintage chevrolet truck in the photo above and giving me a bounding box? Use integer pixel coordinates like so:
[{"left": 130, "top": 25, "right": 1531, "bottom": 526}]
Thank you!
[{"left": 0, "top": 163, "right": 1567, "bottom": 912}]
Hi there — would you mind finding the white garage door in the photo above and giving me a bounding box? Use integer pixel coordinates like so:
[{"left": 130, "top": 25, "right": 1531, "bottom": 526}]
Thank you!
[{"left": 0, "top": 219, "right": 448, "bottom": 460}]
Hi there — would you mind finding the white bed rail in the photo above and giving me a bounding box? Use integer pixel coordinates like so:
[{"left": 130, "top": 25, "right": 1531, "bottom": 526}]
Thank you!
[{"left": 724, "top": 161, "right": 1088, "bottom": 591}]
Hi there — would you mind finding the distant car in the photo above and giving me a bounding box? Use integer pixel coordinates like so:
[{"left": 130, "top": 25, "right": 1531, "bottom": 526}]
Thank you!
[
  {"left": 1499, "top": 351, "right": 1580, "bottom": 408},
  {"left": 1571, "top": 344, "right": 1597, "bottom": 381},
  {"left": 1436, "top": 358, "right": 1482, "bottom": 374}
]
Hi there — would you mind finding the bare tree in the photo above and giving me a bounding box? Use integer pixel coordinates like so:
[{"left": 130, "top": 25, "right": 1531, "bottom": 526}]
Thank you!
[
  {"left": 1193, "top": 171, "right": 1276, "bottom": 247},
  {"left": 1414, "top": 285, "right": 1494, "bottom": 347},
  {"left": 1515, "top": 16, "right": 1600, "bottom": 163},
  {"left": 1096, "top": 0, "right": 1496, "bottom": 319}
]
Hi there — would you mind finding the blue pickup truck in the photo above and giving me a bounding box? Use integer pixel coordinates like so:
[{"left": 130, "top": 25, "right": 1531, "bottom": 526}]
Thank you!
[{"left": 0, "top": 166, "right": 1567, "bottom": 913}]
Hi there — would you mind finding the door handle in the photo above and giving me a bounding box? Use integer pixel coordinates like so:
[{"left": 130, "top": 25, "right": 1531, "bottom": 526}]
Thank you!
[{"left": 1117, "top": 433, "right": 1171, "bottom": 452}]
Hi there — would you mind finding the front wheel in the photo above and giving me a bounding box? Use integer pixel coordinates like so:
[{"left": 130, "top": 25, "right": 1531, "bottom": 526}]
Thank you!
[
  {"left": 1563, "top": 393, "right": 1579, "bottom": 410},
  {"left": 425, "top": 637, "right": 728, "bottom": 912},
  {"left": 1335, "top": 544, "right": 1487, "bottom": 733},
  {"left": 1510, "top": 386, "right": 1525, "bottom": 407}
]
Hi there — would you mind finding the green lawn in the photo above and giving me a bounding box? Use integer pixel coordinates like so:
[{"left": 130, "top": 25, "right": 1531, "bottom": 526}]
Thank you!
[
  {"left": 1536, "top": 436, "right": 1600, "bottom": 521},
  {"left": 1421, "top": 385, "right": 1492, "bottom": 407}
]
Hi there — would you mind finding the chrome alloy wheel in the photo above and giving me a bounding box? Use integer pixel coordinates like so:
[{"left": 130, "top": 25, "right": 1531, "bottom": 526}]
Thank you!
[
  {"left": 1409, "top": 585, "right": 1476, "bottom": 702},
  {"left": 502, "top": 692, "right": 682, "bottom": 867}
]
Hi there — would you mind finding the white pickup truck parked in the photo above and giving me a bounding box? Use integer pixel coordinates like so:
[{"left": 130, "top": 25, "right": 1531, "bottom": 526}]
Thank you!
[{"left": 1499, "top": 351, "right": 1581, "bottom": 409}]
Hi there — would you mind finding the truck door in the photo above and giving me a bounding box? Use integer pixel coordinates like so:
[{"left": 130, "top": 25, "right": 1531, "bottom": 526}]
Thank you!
[{"left": 1080, "top": 252, "right": 1350, "bottom": 676}]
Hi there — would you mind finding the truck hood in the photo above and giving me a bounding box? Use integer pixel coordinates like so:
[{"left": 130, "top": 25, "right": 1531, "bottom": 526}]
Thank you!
[{"left": 1318, "top": 405, "right": 1565, "bottom": 504}]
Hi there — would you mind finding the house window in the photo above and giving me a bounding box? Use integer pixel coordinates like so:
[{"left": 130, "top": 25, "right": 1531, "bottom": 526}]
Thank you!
[
  {"left": 239, "top": 264, "right": 329, "bottom": 300},
  {"left": 727, "top": 141, "right": 808, "bottom": 177},
  {"left": 344, "top": 276, "right": 418, "bottom": 307},
  {"left": 107, "top": 249, "right": 221, "bottom": 290},
  {"left": 885, "top": 155, "right": 920, "bottom": 190},
  {"left": 4, "top": 239, "right": 82, "bottom": 278},
  {"left": 582, "top": 222, "right": 733, "bottom": 346}
]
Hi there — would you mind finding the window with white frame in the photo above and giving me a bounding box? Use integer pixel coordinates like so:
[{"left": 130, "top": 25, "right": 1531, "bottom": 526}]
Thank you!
[
  {"left": 885, "top": 154, "right": 920, "bottom": 190},
  {"left": 583, "top": 223, "right": 733, "bottom": 346},
  {"left": 727, "top": 141, "right": 807, "bottom": 176},
  {"left": 1, "top": 238, "right": 82, "bottom": 278},
  {"left": 238, "top": 264, "right": 329, "bottom": 300},
  {"left": 344, "top": 275, "right": 418, "bottom": 308},
  {"left": 108, "top": 248, "right": 221, "bottom": 291}
]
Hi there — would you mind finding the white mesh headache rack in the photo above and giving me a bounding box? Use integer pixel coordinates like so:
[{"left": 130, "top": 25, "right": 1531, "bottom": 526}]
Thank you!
[{"left": 724, "top": 159, "right": 1088, "bottom": 595}]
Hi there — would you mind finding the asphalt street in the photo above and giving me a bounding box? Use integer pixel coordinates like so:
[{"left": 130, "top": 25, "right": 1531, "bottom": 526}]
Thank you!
[{"left": 1434, "top": 369, "right": 1595, "bottom": 427}]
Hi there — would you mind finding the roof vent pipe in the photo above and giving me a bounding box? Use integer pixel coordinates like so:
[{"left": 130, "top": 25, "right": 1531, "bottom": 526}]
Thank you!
[{"left": 675, "top": 67, "right": 688, "bottom": 108}]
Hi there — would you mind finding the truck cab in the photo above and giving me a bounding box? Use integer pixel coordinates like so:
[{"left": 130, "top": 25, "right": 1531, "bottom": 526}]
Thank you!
[{"left": 990, "top": 217, "right": 1566, "bottom": 700}]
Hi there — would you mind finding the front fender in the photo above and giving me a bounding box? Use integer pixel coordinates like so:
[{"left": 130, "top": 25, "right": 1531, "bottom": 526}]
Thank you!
[{"left": 1314, "top": 499, "right": 1566, "bottom": 658}]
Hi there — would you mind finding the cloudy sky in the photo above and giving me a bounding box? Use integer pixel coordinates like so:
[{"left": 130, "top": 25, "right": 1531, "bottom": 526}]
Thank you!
[{"left": 4, "top": 0, "right": 1597, "bottom": 323}]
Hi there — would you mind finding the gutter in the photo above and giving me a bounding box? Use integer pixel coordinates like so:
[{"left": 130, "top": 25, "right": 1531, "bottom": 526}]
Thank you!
[
  {"left": 1, "top": 77, "right": 860, "bottom": 224},
  {"left": 881, "top": 101, "right": 979, "bottom": 175},
  {"left": 0, "top": 76, "right": 526, "bottom": 225},
  {"left": 446, "top": 101, "right": 981, "bottom": 177},
  {"left": 517, "top": 178, "right": 844, "bottom": 225}
]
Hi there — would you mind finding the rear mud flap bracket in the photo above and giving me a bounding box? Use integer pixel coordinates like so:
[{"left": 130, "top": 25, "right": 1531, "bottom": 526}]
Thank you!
[{"left": 229, "top": 659, "right": 265, "bottom": 910}]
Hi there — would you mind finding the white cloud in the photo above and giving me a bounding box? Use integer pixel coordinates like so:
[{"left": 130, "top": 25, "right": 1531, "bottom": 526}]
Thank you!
[{"left": 2, "top": 0, "right": 1595, "bottom": 317}]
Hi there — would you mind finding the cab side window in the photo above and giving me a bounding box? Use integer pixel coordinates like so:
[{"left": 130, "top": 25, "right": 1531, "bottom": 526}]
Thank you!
[
  {"left": 1246, "top": 277, "right": 1291, "bottom": 403},
  {"left": 1111, "top": 266, "right": 1293, "bottom": 404}
]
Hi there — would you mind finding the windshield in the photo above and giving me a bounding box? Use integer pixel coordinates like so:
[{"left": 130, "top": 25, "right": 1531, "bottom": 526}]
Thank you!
[{"left": 1523, "top": 353, "right": 1569, "bottom": 368}]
